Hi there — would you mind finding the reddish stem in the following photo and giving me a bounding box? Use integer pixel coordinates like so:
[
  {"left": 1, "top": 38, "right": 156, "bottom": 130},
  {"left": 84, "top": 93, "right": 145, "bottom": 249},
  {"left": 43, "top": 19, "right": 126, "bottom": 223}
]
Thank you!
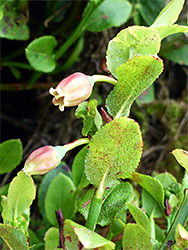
[{"left": 55, "top": 208, "right": 65, "bottom": 249}]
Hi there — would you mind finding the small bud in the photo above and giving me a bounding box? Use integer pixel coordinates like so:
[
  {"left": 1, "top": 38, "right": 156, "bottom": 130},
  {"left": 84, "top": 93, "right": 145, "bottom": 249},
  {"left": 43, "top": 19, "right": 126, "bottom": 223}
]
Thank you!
[
  {"left": 49, "top": 72, "right": 92, "bottom": 111},
  {"left": 23, "top": 146, "right": 62, "bottom": 175}
]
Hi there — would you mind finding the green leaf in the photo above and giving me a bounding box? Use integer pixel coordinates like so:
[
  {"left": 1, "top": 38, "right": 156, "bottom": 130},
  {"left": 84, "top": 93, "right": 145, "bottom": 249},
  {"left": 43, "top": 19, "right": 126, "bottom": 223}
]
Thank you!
[
  {"left": 86, "top": 0, "right": 132, "bottom": 32},
  {"left": 142, "top": 189, "right": 164, "bottom": 218},
  {"left": 135, "top": 0, "right": 165, "bottom": 26},
  {"left": 106, "top": 26, "right": 161, "bottom": 77},
  {"left": 85, "top": 117, "right": 143, "bottom": 188},
  {"left": 0, "top": 139, "right": 22, "bottom": 174},
  {"left": 0, "top": 1, "right": 29, "bottom": 40},
  {"left": 136, "top": 85, "right": 156, "bottom": 105},
  {"left": 0, "top": 224, "right": 29, "bottom": 250},
  {"left": 25, "top": 35, "right": 57, "bottom": 72},
  {"left": 173, "top": 223, "right": 188, "bottom": 249},
  {"left": 180, "top": 172, "right": 188, "bottom": 203},
  {"left": 163, "top": 44, "right": 188, "bottom": 66},
  {"left": 38, "top": 163, "right": 70, "bottom": 225},
  {"left": 106, "top": 55, "right": 163, "bottom": 118},
  {"left": 131, "top": 172, "right": 165, "bottom": 210},
  {"left": 9, "top": 66, "right": 21, "bottom": 80},
  {"left": 64, "top": 219, "right": 115, "bottom": 250},
  {"left": 155, "top": 172, "right": 177, "bottom": 189},
  {"left": 154, "top": 25, "right": 188, "bottom": 40},
  {"left": 98, "top": 182, "right": 133, "bottom": 226},
  {"left": 160, "top": 189, "right": 188, "bottom": 250},
  {"left": 16, "top": 207, "right": 30, "bottom": 236},
  {"left": 172, "top": 149, "right": 188, "bottom": 172},
  {"left": 44, "top": 227, "right": 59, "bottom": 250},
  {"left": 28, "top": 229, "right": 40, "bottom": 246},
  {"left": 107, "top": 210, "right": 126, "bottom": 240},
  {"left": 78, "top": 188, "right": 95, "bottom": 221},
  {"left": 75, "top": 99, "right": 103, "bottom": 137},
  {"left": 155, "top": 223, "right": 165, "bottom": 242},
  {"left": 151, "top": 0, "right": 184, "bottom": 27},
  {"left": 0, "top": 183, "right": 9, "bottom": 212},
  {"left": 0, "top": 9, "right": 3, "bottom": 21},
  {"left": 126, "top": 202, "right": 151, "bottom": 234},
  {"left": 72, "top": 146, "right": 90, "bottom": 188},
  {"left": 122, "top": 223, "right": 153, "bottom": 250},
  {"left": 45, "top": 173, "right": 76, "bottom": 227},
  {"left": 79, "top": 182, "right": 132, "bottom": 227},
  {"left": 2, "top": 171, "right": 36, "bottom": 226}
]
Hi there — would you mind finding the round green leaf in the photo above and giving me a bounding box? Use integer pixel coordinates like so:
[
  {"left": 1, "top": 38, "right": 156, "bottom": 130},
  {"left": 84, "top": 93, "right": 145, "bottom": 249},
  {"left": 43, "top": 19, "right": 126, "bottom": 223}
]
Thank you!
[
  {"left": 44, "top": 227, "right": 59, "bottom": 250},
  {"left": 45, "top": 173, "right": 76, "bottom": 227},
  {"left": 85, "top": 117, "right": 143, "bottom": 188},
  {"left": 25, "top": 35, "right": 57, "bottom": 72},
  {"left": 38, "top": 163, "right": 70, "bottom": 225},
  {"left": 86, "top": 0, "right": 132, "bottom": 32},
  {"left": 106, "top": 26, "right": 161, "bottom": 77},
  {"left": 0, "top": 139, "right": 22, "bottom": 174}
]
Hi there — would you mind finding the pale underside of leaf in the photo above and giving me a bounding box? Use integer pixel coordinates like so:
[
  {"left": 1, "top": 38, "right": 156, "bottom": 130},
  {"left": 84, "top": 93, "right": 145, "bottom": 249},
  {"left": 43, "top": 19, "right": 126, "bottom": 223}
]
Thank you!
[
  {"left": 151, "top": 0, "right": 184, "bottom": 27},
  {"left": 154, "top": 25, "right": 188, "bottom": 40},
  {"left": 106, "top": 26, "right": 161, "bottom": 77}
]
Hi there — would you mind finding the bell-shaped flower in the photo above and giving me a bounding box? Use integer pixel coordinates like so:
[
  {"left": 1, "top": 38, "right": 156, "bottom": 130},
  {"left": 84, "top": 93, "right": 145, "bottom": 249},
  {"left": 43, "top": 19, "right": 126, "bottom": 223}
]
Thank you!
[
  {"left": 49, "top": 72, "right": 93, "bottom": 111},
  {"left": 23, "top": 146, "right": 63, "bottom": 175},
  {"left": 22, "top": 138, "right": 90, "bottom": 175}
]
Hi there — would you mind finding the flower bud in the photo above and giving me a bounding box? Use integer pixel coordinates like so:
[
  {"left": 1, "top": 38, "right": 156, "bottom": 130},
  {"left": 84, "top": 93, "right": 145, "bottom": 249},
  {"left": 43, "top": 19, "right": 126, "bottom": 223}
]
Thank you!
[
  {"left": 49, "top": 72, "right": 92, "bottom": 111},
  {"left": 23, "top": 146, "right": 62, "bottom": 175}
]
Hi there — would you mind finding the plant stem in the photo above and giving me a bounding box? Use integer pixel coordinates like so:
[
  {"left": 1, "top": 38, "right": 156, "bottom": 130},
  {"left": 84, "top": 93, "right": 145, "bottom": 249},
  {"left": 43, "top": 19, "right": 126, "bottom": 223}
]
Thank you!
[
  {"left": 85, "top": 174, "right": 106, "bottom": 230},
  {"left": 64, "top": 138, "right": 90, "bottom": 151},
  {"left": 85, "top": 191, "right": 103, "bottom": 231},
  {"left": 55, "top": 0, "right": 104, "bottom": 60},
  {"left": 159, "top": 189, "right": 188, "bottom": 250},
  {"left": 150, "top": 217, "right": 155, "bottom": 239},
  {"left": 51, "top": 36, "right": 84, "bottom": 75},
  {"left": 90, "top": 75, "right": 117, "bottom": 86},
  {"left": 55, "top": 209, "right": 65, "bottom": 249},
  {"left": 2, "top": 61, "right": 33, "bottom": 70}
]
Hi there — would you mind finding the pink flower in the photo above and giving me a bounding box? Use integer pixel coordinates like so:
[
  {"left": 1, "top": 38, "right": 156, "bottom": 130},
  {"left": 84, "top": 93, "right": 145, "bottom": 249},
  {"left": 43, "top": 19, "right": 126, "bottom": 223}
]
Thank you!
[
  {"left": 49, "top": 72, "right": 92, "bottom": 111},
  {"left": 23, "top": 146, "right": 62, "bottom": 175}
]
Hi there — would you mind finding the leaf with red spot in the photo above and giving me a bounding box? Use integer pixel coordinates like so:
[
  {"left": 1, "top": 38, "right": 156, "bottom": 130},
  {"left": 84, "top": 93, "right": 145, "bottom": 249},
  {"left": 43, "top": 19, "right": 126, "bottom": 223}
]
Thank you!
[
  {"left": 64, "top": 219, "right": 115, "bottom": 250},
  {"left": 86, "top": 0, "right": 132, "bottom": 32},
  {"left": 25, "top": 35, "right": 57, "bottom": 72},
  {"left": 0, "top": 1, "right": 29, "bottom": 40},
  {"left": 85, "top": 117, "right": 143, "bottom": 188},
  {"left": 106, "top": 55, "right": 163, "bottom": 118},
  {"left": 0, "top": 224, "right": 29, "bottom": 250}
]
